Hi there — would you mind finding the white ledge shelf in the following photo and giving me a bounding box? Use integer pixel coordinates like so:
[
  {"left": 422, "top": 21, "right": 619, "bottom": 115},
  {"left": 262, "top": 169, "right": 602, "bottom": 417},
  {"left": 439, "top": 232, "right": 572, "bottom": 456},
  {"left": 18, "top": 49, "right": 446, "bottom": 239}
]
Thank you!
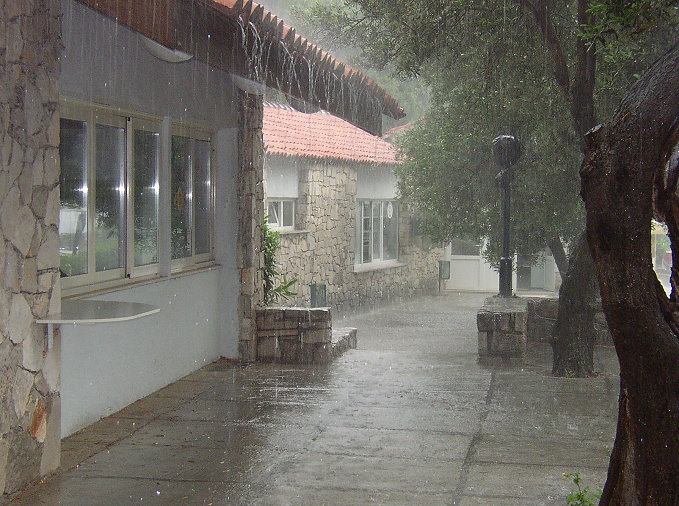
[
  {"left": 37, "top": 300, "right": 160, "bottom": 325},
  {"left": 352, "top": 260, "right": 407, "bottom": 274}
]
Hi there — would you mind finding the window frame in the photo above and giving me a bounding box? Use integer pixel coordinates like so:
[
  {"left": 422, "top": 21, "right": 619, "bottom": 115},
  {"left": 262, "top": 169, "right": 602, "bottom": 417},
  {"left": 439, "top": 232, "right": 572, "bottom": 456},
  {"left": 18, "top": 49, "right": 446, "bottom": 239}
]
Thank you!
[
  {"left": 169, "top": 122, "right": 214, "bottom": 272},
  {"left": 60, "top": 103, "right": 135, "bottom": 290},
  {"left": 355, "top": 199, "right": 399, "bottom": 265},
  {"left": 267, "top": 198, "right": 296, "bottom": 231},
  {"left": 128, "top": 116, "right": 162, "bottom": 278},
  {"left": 59, "top": 100, "right": 216, "bottom": 296}
]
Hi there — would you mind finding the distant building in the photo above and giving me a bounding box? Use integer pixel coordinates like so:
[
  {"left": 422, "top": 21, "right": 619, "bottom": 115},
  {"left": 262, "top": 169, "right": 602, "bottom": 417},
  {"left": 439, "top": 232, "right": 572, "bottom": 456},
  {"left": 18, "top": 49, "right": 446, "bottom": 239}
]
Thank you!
[{"left": 263, "top": 103, "right": 442, "bottom": 312}]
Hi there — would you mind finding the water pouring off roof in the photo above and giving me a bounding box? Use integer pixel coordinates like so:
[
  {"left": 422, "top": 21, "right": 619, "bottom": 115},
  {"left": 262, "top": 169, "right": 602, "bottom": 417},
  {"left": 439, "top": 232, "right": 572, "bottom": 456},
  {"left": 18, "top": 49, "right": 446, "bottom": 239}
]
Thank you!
[{"left": 75, "top": 0, "right": 405, "bottom": 135}]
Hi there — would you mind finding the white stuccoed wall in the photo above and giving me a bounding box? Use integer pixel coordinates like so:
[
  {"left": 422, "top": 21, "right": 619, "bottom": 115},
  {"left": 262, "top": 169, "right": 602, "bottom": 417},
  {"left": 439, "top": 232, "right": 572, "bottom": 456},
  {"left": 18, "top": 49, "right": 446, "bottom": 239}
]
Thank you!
[{"left": 58, "top": 0, "right": 240, "bottom": 436}]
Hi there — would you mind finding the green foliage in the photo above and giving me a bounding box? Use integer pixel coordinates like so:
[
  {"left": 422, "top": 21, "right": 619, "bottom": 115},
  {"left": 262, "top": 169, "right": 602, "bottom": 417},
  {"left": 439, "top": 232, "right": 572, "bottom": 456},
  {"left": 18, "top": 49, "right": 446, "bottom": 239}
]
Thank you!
[
  {"left": 286, "top": 0, "right": 430, "bottom": 128},
  {"left": 262, "top": 219, "right": 298, "bottom": 305},
  {"left": 583, "top": 0, "right": 679, "bottom": 45},
  {"left": 394, "top": 19, "right": 584, "bottom": 263},
  {"left": 301, "top": 0, "right": 677, "bottom": 265},
  {"left": 564, "top": 472, "right": 603, "bottom": 506}
]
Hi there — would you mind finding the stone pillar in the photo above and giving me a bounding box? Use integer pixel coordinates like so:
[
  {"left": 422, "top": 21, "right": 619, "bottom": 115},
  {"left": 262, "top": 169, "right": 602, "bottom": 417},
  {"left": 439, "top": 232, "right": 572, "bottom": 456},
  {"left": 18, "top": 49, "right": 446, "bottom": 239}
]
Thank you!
[
  {"left": 477, "top": 297, "right": 528, "bottom": 364},
  {"left": 1, "top": 0, "right": 63, "bottom": 494},
  {"left": 237, "top": 90, "right": 265, "bottom": 361}
]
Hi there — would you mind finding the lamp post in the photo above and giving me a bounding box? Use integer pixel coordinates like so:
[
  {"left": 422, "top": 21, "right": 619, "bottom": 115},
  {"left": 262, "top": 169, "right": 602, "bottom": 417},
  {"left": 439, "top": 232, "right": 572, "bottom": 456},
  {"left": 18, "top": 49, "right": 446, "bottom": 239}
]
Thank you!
[{"left": 492, "top": 135, "right": 521, "bottom": 297}]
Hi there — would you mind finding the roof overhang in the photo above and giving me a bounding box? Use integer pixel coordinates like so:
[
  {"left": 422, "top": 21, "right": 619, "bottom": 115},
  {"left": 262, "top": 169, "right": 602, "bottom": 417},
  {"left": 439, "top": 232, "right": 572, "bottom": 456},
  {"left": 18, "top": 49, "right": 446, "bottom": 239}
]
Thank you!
[{"left": 74, "top": 0, "right": 405, "bottom": 135}]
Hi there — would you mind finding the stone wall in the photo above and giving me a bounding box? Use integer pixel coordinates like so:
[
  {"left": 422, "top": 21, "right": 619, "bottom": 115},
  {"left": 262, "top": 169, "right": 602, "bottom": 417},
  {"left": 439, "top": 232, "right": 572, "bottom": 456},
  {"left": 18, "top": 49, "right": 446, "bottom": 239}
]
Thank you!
[
  {"left": 270, "top": 158, "right": 441, "bottom": 313},
  {"left": 477, "top": 297, "right": 528, "bottom": 363},
  {"left": 237, "top": 91, "right": 265, "bottom": 361},
  {"left": 525, "top": 296, "right": 612, "bottom": 345},
  {"left": 1, "top": 0, "right": 62, "bottom": 494},
  {"left": 479, "top": 296, "right": 613, "bottom": 364},
  {"left": 256, "top": 307, "right": 333, "bottom": 364}
]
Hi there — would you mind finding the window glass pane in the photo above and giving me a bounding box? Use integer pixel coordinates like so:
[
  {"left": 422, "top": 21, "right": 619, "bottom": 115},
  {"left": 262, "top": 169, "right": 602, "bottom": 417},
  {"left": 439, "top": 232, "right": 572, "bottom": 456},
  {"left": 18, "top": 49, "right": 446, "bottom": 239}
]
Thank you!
[
  {"left": 355, "top": 204, "right": 362, "bottom": 264},
  {"left": 268, "top": 201, "right": 280, "bottom": 226},
  {"left": 194, "top": 139, "right": 211, "bottom": 255},
  {"left": 282, "top": 200, "right": 294, "bottom": 227},
  {"left": 171, "top": 135, "right": 192, "bottom": 259},
  {"left": 383, "top": 201, "right": 398, "bottom": 260},
  {"left": 59, "top": 119, "right": 88, "bottom": 277},
  {"left": 372, "top": 201, "right": 382, "bottom": 261},
  {"left": 134, "top": 129, "right": 159, "bottom": 266},
  {"left": 362, "top": 201, "right": 372, "bottom": 263},
  {"left": 95, "top": 124, "right": 125, "bottom": 272},
  {"left": 450, "top": 238, "right": 480, "bottom": 256}
]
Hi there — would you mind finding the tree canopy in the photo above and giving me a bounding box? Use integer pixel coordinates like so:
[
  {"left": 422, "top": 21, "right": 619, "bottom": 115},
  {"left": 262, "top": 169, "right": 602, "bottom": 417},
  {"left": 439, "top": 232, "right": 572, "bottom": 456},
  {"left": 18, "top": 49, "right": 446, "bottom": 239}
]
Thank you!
[{"left": 301, "top": 0, "right": 676, "bottom": 268}]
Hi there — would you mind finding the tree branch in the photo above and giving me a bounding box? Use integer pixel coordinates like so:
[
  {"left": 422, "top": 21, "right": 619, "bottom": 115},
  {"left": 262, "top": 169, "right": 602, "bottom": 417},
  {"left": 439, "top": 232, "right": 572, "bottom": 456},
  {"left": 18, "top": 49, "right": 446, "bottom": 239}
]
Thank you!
[
  {"left": 513, "top": 0, "right": 572, "bottom": 96},
  {"left": 570, "top": 0, "right": 598, "bottom": 138}
]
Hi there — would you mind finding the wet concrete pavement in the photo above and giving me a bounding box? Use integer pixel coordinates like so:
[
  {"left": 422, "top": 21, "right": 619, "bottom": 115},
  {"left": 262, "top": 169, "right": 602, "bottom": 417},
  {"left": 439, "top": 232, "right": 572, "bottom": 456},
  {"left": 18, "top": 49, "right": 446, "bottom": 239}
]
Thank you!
[{"left": 11, "top": 292, "right": 619, "bottom": 505}]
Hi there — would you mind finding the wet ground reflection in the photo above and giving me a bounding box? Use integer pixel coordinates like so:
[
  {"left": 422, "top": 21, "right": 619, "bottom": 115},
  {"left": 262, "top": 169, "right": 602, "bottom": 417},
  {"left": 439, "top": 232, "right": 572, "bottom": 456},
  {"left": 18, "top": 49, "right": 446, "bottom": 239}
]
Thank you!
[{"left": 13, "top": 292, "right": 618, "bottom": 505}]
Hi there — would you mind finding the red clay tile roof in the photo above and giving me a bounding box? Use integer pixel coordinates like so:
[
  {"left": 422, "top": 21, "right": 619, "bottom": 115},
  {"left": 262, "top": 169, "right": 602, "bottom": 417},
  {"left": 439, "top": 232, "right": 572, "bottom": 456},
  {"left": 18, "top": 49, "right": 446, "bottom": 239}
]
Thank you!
[
  {"left": 383, "top": 122, "right": 415, "bottom": 143},
  {"left": 263, "top": 103, "right": 398, "bottom": 165}
]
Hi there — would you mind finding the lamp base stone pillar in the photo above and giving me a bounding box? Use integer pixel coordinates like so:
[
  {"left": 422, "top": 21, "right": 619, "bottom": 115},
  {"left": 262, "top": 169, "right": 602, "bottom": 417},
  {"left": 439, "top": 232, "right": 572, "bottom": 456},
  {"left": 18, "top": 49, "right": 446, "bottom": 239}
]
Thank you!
[{"left": 477, "top": 297, "right": 528, "bottom": 364}]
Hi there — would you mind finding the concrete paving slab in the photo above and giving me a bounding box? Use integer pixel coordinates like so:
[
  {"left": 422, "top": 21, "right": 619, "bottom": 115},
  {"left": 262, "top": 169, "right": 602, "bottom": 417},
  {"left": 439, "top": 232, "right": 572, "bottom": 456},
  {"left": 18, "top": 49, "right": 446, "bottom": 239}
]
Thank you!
[
  {"left": 117, "top": 418, "right": 319, "bottom": 451},
  {"left": 11, "top": 475, "right": 234, "bottom": 506},
  {"left": 492, "top": 367, "right": 619, "bottom": 395},
  {"left": 321, "top": 404, "right": 484, "bottom": 434},
  {"left": 152, "top": 378, "right": 216, "bottom": 399},
  {"left": 109, "top": 394, "right": 189, "bottom": 421},
  {"left": 456, "top": 494, "right": 561, "bottom": 505},
  {"left": 9, "top": 293, "right": 620, "bottom": 505},
  {"left": 65, "top": 416, "right": 148, "bottom": 445},
  {"left": 274, "top": 453, "right": 464, "bottom": 494},
  {"left": 482, "top": 409, "right": 616, "bottom": 440},
  {"left": 489, "top": 389, "right": 618, "bottom": 416},
  {"left": 231, "top": 484, "right": 453, "bottom": 506},
  {"left": 307, "top": 426, "right": 473, "bottom": 461},
  {"left": 461, "top": 462, "right": 606, "bottom": 501},
  {"left": 71, "top": 443, "right": 297, "bottom": 483},
  {"left": 472, "top": 433, "right": 613, "bottom": 468}
]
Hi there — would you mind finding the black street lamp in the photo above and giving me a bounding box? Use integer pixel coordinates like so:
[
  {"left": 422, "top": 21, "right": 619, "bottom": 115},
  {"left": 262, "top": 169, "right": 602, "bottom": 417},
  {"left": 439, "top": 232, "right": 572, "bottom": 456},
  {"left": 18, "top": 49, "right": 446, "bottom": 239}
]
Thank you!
[{"left": 492, "top": 135, "right": 521, "bottom": 297}]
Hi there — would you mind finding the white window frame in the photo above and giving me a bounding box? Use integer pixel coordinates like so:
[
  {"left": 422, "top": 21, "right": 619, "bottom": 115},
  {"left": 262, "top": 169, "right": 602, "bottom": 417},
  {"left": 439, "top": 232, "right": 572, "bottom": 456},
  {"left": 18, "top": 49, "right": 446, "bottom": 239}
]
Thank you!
[
  {"left": 59, "top": 100, "right": 215, "bottom": 295},
  {"left": 170, "top": 123, "right": 214, "bottom": 272},
  {"left": 128, "top": 116, "right": 162, "bottom": 278},
  {"left": 267, "top": 198, "right": 295, "bottom": 231},
  {"left": 355, "top": 199, "right": 399, "bottom": 265}
]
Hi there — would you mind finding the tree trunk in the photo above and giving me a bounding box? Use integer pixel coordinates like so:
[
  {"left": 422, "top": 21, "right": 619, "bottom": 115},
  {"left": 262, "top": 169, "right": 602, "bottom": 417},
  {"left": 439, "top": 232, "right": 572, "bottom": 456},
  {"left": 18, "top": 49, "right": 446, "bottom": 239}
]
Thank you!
[
  {"left": 581, "top": 44, "right": 679, "bottom": 503},
  {"left": 546, "top": 236, "right": 568, "bottom": 278},
  {"left": 522, "top": 0, "right": 600, "bottom": 377},
  {"left": 551, "top": 233, "right": 597, "bottom": 376}
]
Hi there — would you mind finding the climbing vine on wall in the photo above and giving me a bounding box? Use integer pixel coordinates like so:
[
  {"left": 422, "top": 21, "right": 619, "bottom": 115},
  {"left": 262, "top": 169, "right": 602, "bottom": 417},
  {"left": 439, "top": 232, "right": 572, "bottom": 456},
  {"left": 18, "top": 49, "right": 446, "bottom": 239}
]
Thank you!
[{"left": 262, "top": 218, "right": 298, "bottom": 305}]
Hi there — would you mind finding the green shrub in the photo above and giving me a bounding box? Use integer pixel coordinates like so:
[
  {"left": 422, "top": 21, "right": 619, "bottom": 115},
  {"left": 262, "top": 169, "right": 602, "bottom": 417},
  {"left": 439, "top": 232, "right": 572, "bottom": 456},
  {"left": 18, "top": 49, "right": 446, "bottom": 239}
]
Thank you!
[
  {"left": 262, "top": 218, "right": 297, "bottom": 305},
  {"left": 564, "top": 472, "right": 602, "bottom": 506}
]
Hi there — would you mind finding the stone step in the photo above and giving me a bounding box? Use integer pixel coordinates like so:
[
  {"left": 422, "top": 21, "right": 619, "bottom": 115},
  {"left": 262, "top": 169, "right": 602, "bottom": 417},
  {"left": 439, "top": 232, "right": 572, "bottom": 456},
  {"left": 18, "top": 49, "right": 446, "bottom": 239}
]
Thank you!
[{"left": 331, "top": 327, "right": 357, "bottom": 359}]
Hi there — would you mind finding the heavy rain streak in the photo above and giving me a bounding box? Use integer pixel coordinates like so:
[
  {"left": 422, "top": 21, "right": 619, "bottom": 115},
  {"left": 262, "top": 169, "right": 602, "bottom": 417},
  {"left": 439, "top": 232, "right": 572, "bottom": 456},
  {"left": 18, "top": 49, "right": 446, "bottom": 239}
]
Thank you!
[{"left": 4, "top": 0, "right": 679, "bottom": 505}]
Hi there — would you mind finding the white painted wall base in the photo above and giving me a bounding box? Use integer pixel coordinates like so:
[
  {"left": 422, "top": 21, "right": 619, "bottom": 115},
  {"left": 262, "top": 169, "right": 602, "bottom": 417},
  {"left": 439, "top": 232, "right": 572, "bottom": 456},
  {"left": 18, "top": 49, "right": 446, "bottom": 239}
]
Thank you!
[{"left": 60, "top": 270, "right": 223, "bottom": 437}]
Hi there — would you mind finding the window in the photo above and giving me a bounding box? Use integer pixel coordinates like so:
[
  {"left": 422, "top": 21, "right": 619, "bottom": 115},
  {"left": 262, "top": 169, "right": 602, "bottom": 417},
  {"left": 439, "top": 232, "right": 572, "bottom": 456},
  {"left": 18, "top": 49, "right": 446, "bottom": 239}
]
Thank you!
[
  {"left": 355, "top": 200, "right": 398, "bottom": 264},
  {"left": 171, "top": 126, "right": 213, "bottom": 268},
  {"left": 267, "top": 199, "right": 295, "bottom": 229},
  {"left": 58, "top": 102, "right": 214, "bottom": 292},
  {"left": 59, "top": 118, "right": 89, "bottom": 277},
  {"left": 450, "top": 238, "right": 481, "bottom": 256}
]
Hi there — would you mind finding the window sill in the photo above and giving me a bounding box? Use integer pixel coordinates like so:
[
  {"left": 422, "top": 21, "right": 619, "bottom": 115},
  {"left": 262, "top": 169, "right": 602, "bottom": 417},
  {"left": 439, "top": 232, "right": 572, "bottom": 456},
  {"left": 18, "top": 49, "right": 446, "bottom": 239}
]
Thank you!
[
  {"left": 62, "top": 262, "right": 221, "bottom": 300},
  {"left": 278, "top": 229, "right": 310, "bottom": 236},
  {"left": 352, "top": 260, "right": 406, "bottom": 273}
]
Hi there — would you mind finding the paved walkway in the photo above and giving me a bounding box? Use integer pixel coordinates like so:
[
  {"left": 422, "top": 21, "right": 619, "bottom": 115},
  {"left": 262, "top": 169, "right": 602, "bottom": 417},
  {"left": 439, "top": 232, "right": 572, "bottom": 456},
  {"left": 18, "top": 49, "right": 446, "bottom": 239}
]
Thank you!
[{"left": 11, "top": 292, "right": 619, "bottom": 505}]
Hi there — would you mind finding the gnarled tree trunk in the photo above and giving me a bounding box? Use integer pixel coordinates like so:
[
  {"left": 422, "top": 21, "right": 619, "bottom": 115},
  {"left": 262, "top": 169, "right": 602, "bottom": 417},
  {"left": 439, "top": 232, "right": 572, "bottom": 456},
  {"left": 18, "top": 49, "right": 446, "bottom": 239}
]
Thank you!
[
  {"left": 523, "top": 0, "right": 600, "bottom": 377},
  {"left": 551, "top": 232, "right": 598, "bottom": 376},
  {"left": 581, "top": 44, "right": 679, "bottom": 503}
]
